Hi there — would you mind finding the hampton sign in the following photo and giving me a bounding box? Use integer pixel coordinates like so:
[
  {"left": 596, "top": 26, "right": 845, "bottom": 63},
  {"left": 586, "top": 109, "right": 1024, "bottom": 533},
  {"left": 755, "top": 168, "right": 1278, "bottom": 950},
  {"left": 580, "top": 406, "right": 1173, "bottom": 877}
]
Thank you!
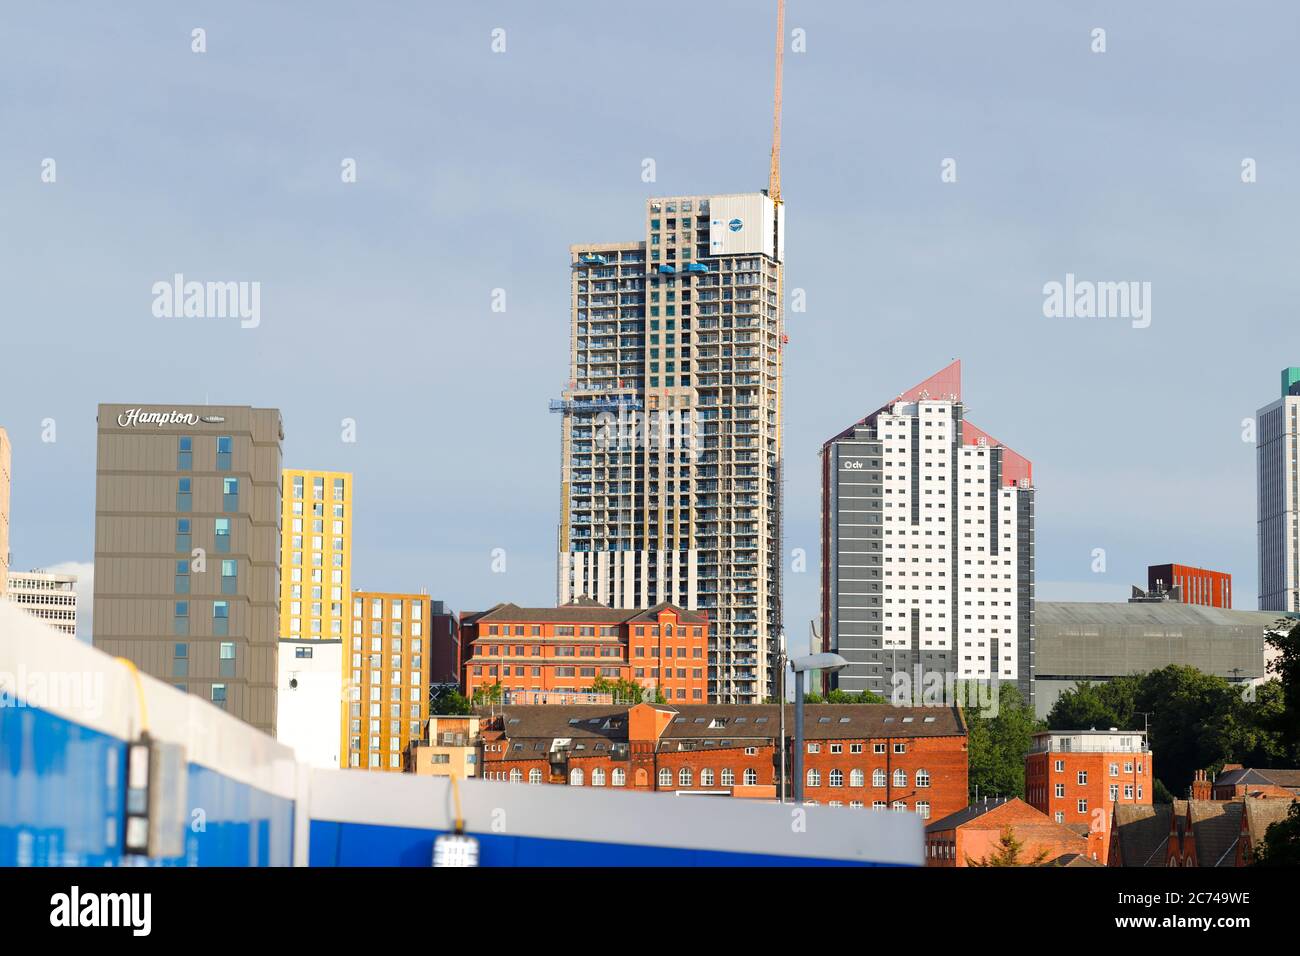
[{"left": 115, "top": 408, "right": 226, "bottom": 428}]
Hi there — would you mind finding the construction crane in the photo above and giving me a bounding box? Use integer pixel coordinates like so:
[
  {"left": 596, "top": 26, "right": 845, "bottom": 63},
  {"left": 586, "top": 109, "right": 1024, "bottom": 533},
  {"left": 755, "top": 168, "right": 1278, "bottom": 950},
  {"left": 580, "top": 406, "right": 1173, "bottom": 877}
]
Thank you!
[{"left": 769, "top": 0, "right": 785, "bottom": 204}]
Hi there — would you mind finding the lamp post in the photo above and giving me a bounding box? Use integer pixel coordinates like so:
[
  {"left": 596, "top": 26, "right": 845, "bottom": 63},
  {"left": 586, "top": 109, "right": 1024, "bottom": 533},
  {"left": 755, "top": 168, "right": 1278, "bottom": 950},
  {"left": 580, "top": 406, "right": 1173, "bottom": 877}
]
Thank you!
[{"left": 790, "top": 652, "right": 848, "bottom": 804}]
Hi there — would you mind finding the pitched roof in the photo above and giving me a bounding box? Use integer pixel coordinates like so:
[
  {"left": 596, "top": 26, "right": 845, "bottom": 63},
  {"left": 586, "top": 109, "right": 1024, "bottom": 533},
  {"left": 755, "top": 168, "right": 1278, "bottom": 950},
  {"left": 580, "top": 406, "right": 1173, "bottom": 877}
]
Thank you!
[
  {"left": 463, "top": 600, "right": 708, "bottom": 626},
  {"left": 1188, "top": 800, "right": 1243, "bottom": 867},
  {"left": 1215, "top": 767, "right": 1300, "bottom": 792},
  {"left": 482, "top": 703, "right": 966, "bottom": 747},
  {"left": 1243, "top": 797, "right": 1296, "bottom": 848},
  {"left": 1113, "top": 804, "right": 1173, "bottom": 867},
  {"left": 1040, "top": 852, "right": 1102, "bottom": 867},
  {"left": 925, "top": 797, "right": 1023, "bottom": 833}
]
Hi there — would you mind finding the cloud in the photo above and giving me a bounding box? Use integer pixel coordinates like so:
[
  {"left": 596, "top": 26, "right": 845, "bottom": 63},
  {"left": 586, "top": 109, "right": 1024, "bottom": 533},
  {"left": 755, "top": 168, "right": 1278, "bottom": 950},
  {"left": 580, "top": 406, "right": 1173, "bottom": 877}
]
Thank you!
[{"left": 43, "top": 561, "right": 93, "bottom": 643}]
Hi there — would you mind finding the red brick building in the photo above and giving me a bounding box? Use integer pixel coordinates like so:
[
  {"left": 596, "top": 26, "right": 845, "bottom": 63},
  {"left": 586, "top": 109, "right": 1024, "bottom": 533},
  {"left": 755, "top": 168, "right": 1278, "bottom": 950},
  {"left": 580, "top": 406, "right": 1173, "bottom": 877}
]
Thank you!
[
  {"left": 1024, "top": 729, "right": 1152, "bottom": 864},
  {"left": 461, "top": 600, "right": 709, "bottom": 703},
  {"left": 925, "top": 797, "right": 1090, "bottom": 867},
  {"left": 473, "top": 701, "right": 968, "bottom": 819}
]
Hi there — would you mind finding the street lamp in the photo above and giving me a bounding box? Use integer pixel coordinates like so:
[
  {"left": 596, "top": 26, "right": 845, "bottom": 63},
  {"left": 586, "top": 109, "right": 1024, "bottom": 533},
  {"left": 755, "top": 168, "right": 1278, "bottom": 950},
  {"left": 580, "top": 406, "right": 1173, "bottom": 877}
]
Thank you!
[{"left": 791, "top": 652, "right": 848, "bottom": 805}]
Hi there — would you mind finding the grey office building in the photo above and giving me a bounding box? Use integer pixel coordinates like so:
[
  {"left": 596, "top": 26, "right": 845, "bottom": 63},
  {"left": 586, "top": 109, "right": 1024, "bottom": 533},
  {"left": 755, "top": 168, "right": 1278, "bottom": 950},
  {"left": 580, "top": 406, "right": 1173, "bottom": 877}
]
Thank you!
[
  {"left": 93, "top": 404, "right": 283, "bottom": 734},
  {"left": 1033, "top": 601, "right": 1282, "bottom": 719}
]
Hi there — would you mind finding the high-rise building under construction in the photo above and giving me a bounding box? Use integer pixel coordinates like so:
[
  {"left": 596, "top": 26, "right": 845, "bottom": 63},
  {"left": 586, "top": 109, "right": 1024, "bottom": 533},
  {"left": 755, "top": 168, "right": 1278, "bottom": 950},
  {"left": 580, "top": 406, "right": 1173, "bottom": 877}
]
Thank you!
[{"left": 556, "top": 193, "right": 785, "bottom": 703}]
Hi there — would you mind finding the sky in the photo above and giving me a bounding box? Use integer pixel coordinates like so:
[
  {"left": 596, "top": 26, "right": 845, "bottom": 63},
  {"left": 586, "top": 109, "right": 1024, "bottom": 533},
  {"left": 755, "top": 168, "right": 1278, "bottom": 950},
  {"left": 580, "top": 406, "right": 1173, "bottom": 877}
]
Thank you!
[{"left": 2, "top": 1, "right": 1298, "bottom": 649}]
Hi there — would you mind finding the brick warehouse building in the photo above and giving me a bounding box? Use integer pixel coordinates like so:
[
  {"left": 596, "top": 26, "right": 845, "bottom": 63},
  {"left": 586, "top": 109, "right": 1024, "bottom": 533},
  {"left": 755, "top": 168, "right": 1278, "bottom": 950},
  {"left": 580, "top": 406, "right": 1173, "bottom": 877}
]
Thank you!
[
  {"left": 1024, "top": 729, "right": 1152, "bottom": 864},
  {"left": 467, "top": 701, "right": 967, "bottom": 817},
  {"left": 461, "top": 600, "right": 708, "bottom": 703}
]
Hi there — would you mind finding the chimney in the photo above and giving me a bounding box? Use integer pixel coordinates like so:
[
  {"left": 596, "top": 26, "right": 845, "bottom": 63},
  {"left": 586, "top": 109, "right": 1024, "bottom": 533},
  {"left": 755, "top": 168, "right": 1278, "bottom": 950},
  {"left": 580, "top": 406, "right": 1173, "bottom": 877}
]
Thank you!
[{"left": 1191, "top": 769, "right": 1212, "bottom": 801}]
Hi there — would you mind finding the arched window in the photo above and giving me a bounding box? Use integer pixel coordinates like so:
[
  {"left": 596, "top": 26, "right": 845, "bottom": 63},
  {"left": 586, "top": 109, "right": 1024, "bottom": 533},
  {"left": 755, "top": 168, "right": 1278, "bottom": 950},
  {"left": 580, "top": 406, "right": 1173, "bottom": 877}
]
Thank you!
[
  {"left": 915, "top": 768, "right": 931, "bottom": 788},
  {"left": 807, "top": 769, "right": 821, "bottom": 788},
  {"left": 509, "top": 768, "right": 522, "bottom": 783},
  {"left": 829, "top": 769, "right": 844, "bottom": 787},
  {"left": 916, "top": 801, "right": 931, "bottom": 819},
  {"left": 679, "top": 767, "right": 693, "bottom": 787},
  {"left": 701, "top": 768, "right": 715, "bottom": 787},
  {"left": 612, "top": 767, "right": 626, "bottom": 787},
  {"left": 570, "top": 768, "right": 583, "bottom": 786},
  {"left": 892, "top": 800, "right": 906, "bottom": 812},
  {"left": 743, "top": 768, "right": 757, "bottom": 786},
  {"left": 591, "top": 768, "right": 606, "bottom": 787},
  {"left": 721, "top": 768, "right": 735, "bottom": 786},
  {"left": 850, "top": 769, "right": 865, "bottom": 787},
  {"left": 873, "top": 769, "right": 886, "bottom": 787},
  {"left": 658, "top": 767, "right": 672, "bottom": 787},
  {"left": 528, "top": 768, "right": 542, "bottom": 784},
  {"left": 893, "top": 768, "right": 907, "bottom": 787}
]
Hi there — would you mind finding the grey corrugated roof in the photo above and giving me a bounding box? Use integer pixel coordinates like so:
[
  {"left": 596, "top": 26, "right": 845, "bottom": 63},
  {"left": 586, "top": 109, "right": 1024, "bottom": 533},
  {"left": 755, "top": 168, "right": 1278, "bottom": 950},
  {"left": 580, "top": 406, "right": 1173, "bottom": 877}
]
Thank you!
[{"left": 1037, "top": 602, "right": 1282, "bottom": 629}]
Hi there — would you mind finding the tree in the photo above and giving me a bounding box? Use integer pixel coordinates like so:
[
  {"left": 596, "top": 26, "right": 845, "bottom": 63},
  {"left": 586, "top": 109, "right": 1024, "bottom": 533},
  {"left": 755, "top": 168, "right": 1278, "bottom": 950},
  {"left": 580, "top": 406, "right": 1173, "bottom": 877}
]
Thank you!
[
  {"left": 1046, "top": 676, "right": 1139, "bottom": 731},
  {"left": 964, "top": 683, "right": 1041, "bottom": 800},
  {"left": 434, "top": 689, "right": 473, "bottom": 716},
  {"left": 1265, "top": 619, "right": 1300, "bottom": 763},
  {"left": 966, "top": 827, "right": 1050, "bottom": 867},
  {"left": 471, "top": 682, "right": 503, "bottom": 706},
  {"left": 585, "top": 675, "right": 664, "bottom": 704},
  {"left": 826, "top": 688, "right": 887, "bottom": 704},
  {"left": 1250, "top": 800, "right": 1300, "bottom": 866}
]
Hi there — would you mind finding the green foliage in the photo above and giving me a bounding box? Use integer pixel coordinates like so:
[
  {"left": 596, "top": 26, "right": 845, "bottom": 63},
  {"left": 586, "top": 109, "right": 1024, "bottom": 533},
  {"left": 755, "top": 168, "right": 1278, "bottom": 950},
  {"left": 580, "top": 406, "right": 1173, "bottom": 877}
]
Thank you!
[
  {"left": 966, "top": 826, "right": 1050, "bottom": 867},
  {"left": 471, "top": 682, "right": 503, "bottom": 706},
  {"left": 1251, "top": 799, "right": 1300, "bottom": 866},
  {"left": 1047, "top": 664, "right": 1294, "bottom": 798},
  {"left": 434, "top": 689, "right": 473, "bottom": 716},
  {"left": 825, "top": 688, "right": 887, "bottom": 704},
  {"left": 964, "top": 683, "right": 1041, "bottom": 801},
  {"left": 585, "top": 676, "right": 665, "bottom": 704},
  {"left": 1265, "top": 618, "right": 1300, "bottom": 760}
]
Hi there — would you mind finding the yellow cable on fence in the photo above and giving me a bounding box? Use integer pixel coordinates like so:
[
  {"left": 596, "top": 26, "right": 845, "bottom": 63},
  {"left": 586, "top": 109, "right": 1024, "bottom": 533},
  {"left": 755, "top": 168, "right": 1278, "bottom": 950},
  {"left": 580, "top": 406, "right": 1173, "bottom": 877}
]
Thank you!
[
  {"left": 450, "top": 772, "right": 465, "bottom": 834},
  {"left": 115, "top": 657, "right": 150, "bottom": 735}
]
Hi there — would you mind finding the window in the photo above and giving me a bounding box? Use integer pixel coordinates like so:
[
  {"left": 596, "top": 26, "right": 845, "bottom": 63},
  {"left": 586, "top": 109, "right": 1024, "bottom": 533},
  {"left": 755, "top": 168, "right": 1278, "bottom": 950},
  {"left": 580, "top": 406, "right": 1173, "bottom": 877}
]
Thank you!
[
  {"left": 1077, "top": 770, "right": 1088, "bottom": 785},
  {"left": 806, "top": 769, "right": 821, "bottom": 788},
  {"left": 720, "top": 768, "right": 735, "bottom": 786},
  {"left": 177, "top": 436, "right": 192, "bottom": 470},
  {"left": 828, "top": 769, "right": 843, "bottom": 787},
  {"left": 658, "top": 767, "right": 672, "bottom": 787},
  {"left": 743, "top": 768, "right": 757, "bottom": 786},
  {"left": 873, "top": 769, "right": 886, "bottom": 787},
  {"left": 915, "top": 768, "right": 931, "bottom": 788},
  {"left": 1110, "top": 762, "right": 1119, "bottom": 777},
  {"left": 679, "top": 767, "right": 693, "bottom": 787},
  {"left": 177, "top": 478, "right": 192, "bottom": 512},
  {"left": 175, "top": 519, "right": 191, "bottom": 553},
  {"left": 213, "top": 600, "right": 229, "bottom": 636},
  {"left": 1054, "top": 759, "right": 1064, "bottom": 772},
  {"left": 174, "top": 560, "right": 189, "bottom": 594},
  {"left": 893, "top": 743, "right": 906, "bottom": 754},
  {"left": 612, "top": 767, "right": 626, "bottom": 787},
  {"left": 509, "top": 768, "right": 522, "bottom": 783},
  {"left": 214, "top": 518, "right": 230, "bottom": 553},
  {"left": 1077, "top": 799, "right": 1088, "bottom": 814},
  {"left": 172, "top": 642, "right": 188, "bottom": 678},
  {"left": 807, "top": 742, "right": 820, "bottom": 754},
  {"left": 873, "top": 743, "right": 886, "bottom": 754},
  {"left": 850, "top": 769, "right": 865, "bottom": 787},
  {"left": 221, "top": 559, "right": 238, "bottom": 595},
  {"left": 211, "top": 684, "right": 227, "bottom": 707},
  {"left": 701, "top": 768, "right": 715, "bottom": 787},
  {"left": 173, "top": 600, "right": 189, "bottom": 636},
  {"left": 1055, "top": 783, "right": 1065, "bottom": 798},
  {"left": 222, "top": 477, "right": 239, "bottom": 512},
  {"left": 916, "top": 801, "right": 931, "bottom": 820},
  {"left": 216, "top": 436, "right": 232, "bottom": 470},
  {"left": 528, "top": 768, "right": 542, "bottom": 784},
  {"left": 893, "top": 768, "right": 907, "bottom": 787},
  {"left": 220, "top": 642, "right": 235, "bottom": 678}
]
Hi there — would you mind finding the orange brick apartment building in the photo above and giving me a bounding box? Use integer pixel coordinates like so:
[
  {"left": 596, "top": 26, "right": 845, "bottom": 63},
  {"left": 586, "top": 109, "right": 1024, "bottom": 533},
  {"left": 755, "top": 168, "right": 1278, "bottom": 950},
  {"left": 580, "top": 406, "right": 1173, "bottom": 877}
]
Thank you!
[
  {"left": 461, "top": 600, "right": 708, "bottom": 704},
  {"left": 1024, "top": 729, "right": 1152, "bottom": 863},
  {"left": 469, "top": 701, "right": 968, "bottom": 818}
]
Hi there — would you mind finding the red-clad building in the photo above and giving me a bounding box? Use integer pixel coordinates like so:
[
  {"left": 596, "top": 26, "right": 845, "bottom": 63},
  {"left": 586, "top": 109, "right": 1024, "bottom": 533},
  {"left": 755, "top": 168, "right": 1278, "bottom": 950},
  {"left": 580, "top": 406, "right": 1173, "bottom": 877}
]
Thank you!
[
  {"left": 1024, "top": 729, "right": 1152, "bottom": 864},
  {"left": 461, "top": 600, "right": 709, "bottom": 704},
  {"left": 1147, "top": 563, "right": 1232, "bottom": 609},
  {"left": 472, "top": 701, "right": 969, "bottom": 820}
]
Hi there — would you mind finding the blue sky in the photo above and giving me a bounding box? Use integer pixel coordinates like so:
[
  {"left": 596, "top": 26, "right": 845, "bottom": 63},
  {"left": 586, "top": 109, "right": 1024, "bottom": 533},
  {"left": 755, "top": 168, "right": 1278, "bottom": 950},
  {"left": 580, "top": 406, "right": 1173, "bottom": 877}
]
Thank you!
[{"left": 2, "top": 1, "right": 1298, "bottom": 645}]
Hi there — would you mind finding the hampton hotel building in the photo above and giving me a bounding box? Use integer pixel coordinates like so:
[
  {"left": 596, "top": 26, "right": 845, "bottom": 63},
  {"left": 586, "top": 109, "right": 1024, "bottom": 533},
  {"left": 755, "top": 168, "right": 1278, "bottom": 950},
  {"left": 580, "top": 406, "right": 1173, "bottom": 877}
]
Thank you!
[{"left": 93, "top": 404, "right": 283, "bottom": 735}]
